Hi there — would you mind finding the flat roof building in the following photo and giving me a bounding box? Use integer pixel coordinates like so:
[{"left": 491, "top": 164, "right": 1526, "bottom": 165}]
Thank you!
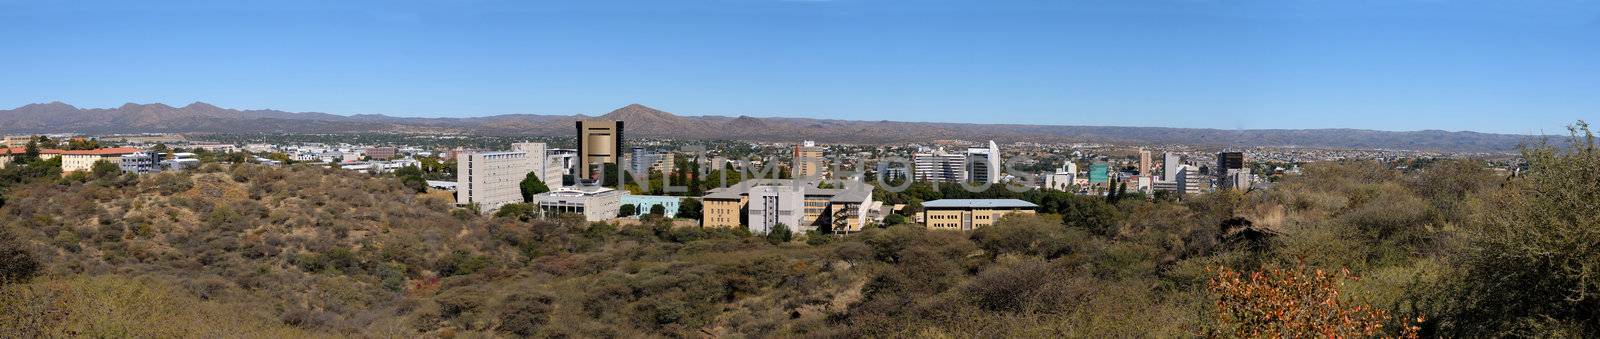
[
  {"left": 701, "top": 178, "right": 875, "bottom": 234},
  {"left": 456, "top": 151, "right": 536, "bottom": 211},
  {"left": 621, "top": 195, "right": 684, "bottom": 219},
  {"left": 920, "top": 199, "right": 1038, "bottom": 231},
  {"left": 534, "top": 184, "right": 622, "bottom": 222},
  {"left": 61, "top": 147, "right": 142, "bottom": 175}
]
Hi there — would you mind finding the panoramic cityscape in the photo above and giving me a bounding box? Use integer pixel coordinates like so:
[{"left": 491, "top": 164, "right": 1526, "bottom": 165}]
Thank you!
[{"left": 1, "top": 0, "right": 1597, "bottom": 338}]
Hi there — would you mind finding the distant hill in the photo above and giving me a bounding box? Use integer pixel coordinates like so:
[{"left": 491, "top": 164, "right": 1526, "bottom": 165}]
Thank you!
[{"left": 0, "top": 102, "right": 1537, "bottom": 152}]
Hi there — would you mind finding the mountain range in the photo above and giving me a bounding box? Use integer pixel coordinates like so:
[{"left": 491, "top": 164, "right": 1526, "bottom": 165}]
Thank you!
[{"left": 0, "top": 102, "right": 1538, "bottom": 152}]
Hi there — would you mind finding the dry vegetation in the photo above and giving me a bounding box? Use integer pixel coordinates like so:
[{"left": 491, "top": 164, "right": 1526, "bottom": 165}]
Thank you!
[{"left": 0, "top": 124, "right": 1597, "bottom": 337}]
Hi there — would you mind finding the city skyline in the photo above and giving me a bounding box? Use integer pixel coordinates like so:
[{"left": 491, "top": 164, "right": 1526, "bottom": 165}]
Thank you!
[{"left": 3, "top": 0, "right": 1596, "bottom": 134}]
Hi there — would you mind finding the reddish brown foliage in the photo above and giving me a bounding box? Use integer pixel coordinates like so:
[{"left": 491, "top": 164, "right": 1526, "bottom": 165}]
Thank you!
[{"left": 1207, "top": 262, "right": 1420, "bottom": 338}]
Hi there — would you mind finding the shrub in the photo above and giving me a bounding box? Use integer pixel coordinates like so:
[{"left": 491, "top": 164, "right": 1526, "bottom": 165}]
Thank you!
[
  {"left": 497, "top": 291, "right": 555, "bottom": 336},
  {"left": 1208, "top": 262, "right": 1420, "bottom": 338}
]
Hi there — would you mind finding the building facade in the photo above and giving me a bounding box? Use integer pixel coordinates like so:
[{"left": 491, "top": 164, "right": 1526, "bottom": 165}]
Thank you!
[
  {"left": 700, "top": 179, "right": 874, "bottom": 234},
  {"left": 119, "top": 152, "right": 162, "bottom": 174},
  {"left": 575, "top": 120, "right": 623, "bottom": 180},
  {"left": 60, "top": 147, "right": 142, "bottom": 174},
  {"left": 533, "top": 185, "right": 622, "bottom": 221},
  {"left": 0, "top": 147, "right": 62, "bottom": 168},
  {"left": 913, "top": 149, "right": 966, "bottom": 183},
  {"left": 620, "top": 195, "right": 684, "bottom": 218},
  {"left": 966, "top": 140, "right": 1002, "bottom": 184},
  {"left": 792, "top": 141, "right": 823, "bottom": 178},
  {"left": 920, "top": 199, "right": 1038, "bottom": 231},
  {"left": 456, "top": 151, "right": 536, "bottom": 211}
]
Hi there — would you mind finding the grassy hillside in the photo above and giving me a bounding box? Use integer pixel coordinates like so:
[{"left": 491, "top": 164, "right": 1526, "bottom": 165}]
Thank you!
[{"left": 0, "top": 124, "right": 1597, "bottom": 337}]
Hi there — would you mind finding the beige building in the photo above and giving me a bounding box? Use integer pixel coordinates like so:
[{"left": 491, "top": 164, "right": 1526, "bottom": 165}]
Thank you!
[
  {"left": 456, "top": 151, "right": 536, "bottom": 211},
  {"left": 0, "top": 147, "right": 62, "bottom": 168},
  {"left": 576, "top": 120, "right": 623, "bottom": 180},
  {"left": 920, "top": 199, "right": 1038, "bottom": 231},
  {"left": 792, "top": 141, "right": 823, "bottom": 178},
  {"left": 701, "top": 179, "right": 874, "bottom": 233},
  {"left": 60, "top": 147, "right": 142, "bottom": 174}
]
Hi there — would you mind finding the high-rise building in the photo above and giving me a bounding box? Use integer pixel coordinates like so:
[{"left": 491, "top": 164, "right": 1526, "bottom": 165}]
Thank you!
[
  {"left": 793, "top": 141, "right": 823, "bottom": 178},
  {"left": 1222, "top": 168, "right": 1252, "bottom": 191},
  {"left": 575, "top": 120, "right": 623, "bottom": 180},
  {"left": 628, "top": 146, "right": 661, "bottom": 176},
  {"left": 966, "top": 140, "right": 1002, "bottom": 184},
  {"left": 1216, "top": 151, "right": 1244, "bottom": 174},
  {"left": 511, "top": 141, "right": 549, "bottom": 183},
  {"left": 456, "top": 151, "right": 537, "bottom": 211},
  {"left": 913, "top": 149, "right": 967, "bottom": 183},
  {"left": 1139, "top": 149, "right": 1152, "bottom": 177},
  {"left": 1176, "top": 164, "right": 1207, "bottom": 195},
  {"left": 1163, "top": 152, "right": 1182, "bottom": 182},
  {"left": 544, "top": 148, "right": 577, "bottom": 188}
]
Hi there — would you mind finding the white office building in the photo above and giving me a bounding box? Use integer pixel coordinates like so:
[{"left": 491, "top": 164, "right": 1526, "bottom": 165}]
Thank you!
[
  {"left": 119, "top": 152, "right": 162, "bottom": 174},
  {"left": 913, "top": 148, "right": 967, "bottom": 183},
  {"left": 965, "top": 140, "right": 1002, "bottom": 184},
  {"left": 747, "top": 185, "right": 805, "bottom": 235},
  {"left": 533, "top": 184, "right": 622, "bottom": 222},
  {"left": 456, "top": 151, "right": 536, "bottom": 211},
  {"left": 1176, "top": 164, "right": 1208, "bottom": 195},
  {"left": 545, "top": 148, "right": 577, "bottom": 188}
]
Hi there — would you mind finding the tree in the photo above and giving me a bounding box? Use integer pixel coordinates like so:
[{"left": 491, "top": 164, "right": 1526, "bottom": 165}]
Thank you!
[
  {"left": 766, "top": 223, "right": 793, "bottom": 244},
  {"left": 1060, "top": 195, "right": 1120, "bottom": 236},
  {"left": 648, "top": 204, "right": 666, "bottom": 217},
  {"left": 494, "top": 203, "right": 539, "bottom": 222},
  {"left": 90, "top": 160, "right": 122, "bottom": 179},
  {"left": 0, "top": 229, "right": 38, "bottom": 286},
  {"left": 400, "top": 175, "right": 428, "bottom": 193},
  {"left": 883, "top": 214, "right": 907, "bottom": 226},
  {"left": 675, "top": 198, "right": 702, "bottom": 221},
  {"left": 520, "top": 171, "right": 550, "bottom": 202},
  {"left": 21, "top": 139, "right": 39, "bottom": 164},
  {"left": 1430, "top": 122, "right": 1600, "bottom": 336},
  {"left": 619, "top": 204, "right": 637, "bottom": 218}
]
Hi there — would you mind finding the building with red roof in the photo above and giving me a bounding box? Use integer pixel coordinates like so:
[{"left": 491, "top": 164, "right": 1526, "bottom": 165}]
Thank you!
[{"left": 61, "top": 147, "right": 144, "bottom": 174}]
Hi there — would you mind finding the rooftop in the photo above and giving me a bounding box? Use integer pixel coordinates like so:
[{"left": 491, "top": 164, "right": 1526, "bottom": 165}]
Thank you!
[
  {"left": 1, "top": 147, "right": 63, "bottom": 155},
  {"left": 922, "top": 199, "right": 1039, "bottom": 209},
  {"left": 59, "top": 147, "right": 143, "bottom": 156}
]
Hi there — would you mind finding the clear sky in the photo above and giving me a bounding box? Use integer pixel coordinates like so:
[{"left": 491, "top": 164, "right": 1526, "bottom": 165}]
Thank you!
[{"left": 1, "top": 0, "right": 1595, "bottom": 134}]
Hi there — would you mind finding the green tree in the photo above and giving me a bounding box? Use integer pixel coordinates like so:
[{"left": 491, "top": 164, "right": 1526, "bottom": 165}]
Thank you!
[
  {"left": 400, "top": 175, "right": 428, "bottom": 193},
  {"left": 519, "top": 171, "right": 550, "bottom": 202},
  {"left": 494, "top": 203, "right": 539, "bottom": 222},
  {"left": 675, "top": 198, "right": 702, "bottom": 220},
  {"left": 619, "top": 204, "right": 637, "bottom": 218},
  {"left": 1431, "top": 122, "right": 1600, "bottom": 336},
  {"left": 648, "top": 204, "right": 666, "bottom": 217},
  {"left": 766, "top": 223, "right": 792, "bottom": 243},
  {"left": 883, "top": 213, "right": 907, "bottom": 226},
  {"left": 90, "top": 160, "right": 122, "bottom": 179},
  {"left": 1060, "top": 195, "right": 1120, "bottom": 236},
  {"left": 21, "top": 139, "right": 39, "bottom": 164}
]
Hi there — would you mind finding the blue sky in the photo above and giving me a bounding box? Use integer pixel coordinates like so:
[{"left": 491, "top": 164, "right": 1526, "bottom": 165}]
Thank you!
[{"left": 1, "top": 0, "right": 1595, "bottom": 134}]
